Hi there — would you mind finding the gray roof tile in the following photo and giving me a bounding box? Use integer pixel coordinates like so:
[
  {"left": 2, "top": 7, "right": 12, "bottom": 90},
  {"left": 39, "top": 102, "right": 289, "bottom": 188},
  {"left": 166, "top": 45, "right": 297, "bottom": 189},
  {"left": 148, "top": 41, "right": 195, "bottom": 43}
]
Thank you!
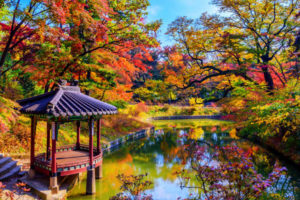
[{"left": 17, "top": 86, "right": 118, "bottom": 117}]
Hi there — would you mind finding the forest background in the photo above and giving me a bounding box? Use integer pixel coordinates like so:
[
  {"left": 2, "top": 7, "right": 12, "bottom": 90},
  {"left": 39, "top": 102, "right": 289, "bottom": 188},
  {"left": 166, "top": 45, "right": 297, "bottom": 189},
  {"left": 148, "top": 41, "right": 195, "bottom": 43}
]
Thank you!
[{"left": 0, "top": 0, "right": 299, "bottom": 165}]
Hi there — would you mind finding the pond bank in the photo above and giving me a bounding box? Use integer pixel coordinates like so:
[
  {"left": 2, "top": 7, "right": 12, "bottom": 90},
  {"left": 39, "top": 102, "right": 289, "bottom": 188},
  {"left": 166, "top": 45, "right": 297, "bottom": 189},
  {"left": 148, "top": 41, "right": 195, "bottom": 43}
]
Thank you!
[
  {"left": 240, "top": 133, "right": 300, "bottom": 168},
  {"left": 152, "top": 115, "right": 222, "bottom": 120},
  {"left": 152, "top": 116, "right": 299, "bottom": 168}
]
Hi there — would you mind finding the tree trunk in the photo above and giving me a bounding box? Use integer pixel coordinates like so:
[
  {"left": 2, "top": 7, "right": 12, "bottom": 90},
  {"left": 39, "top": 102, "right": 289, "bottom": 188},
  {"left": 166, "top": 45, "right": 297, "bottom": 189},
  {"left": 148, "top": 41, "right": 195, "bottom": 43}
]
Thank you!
[
  {"left": 44, "top": 81, "right": 50, "bottom": 93},
  {"left": 262, "top": 67, "right": 274, "bottom": 91},
  {"left": 261, "top": 55, "right": 274, "bottom": 91}
]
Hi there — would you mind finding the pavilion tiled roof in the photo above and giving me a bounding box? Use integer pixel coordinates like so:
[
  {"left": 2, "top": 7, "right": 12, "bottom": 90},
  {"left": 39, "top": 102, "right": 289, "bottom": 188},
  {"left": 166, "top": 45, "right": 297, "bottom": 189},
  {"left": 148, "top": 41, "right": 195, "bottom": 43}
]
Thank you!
[{"left": 17, "top": 84, "right": 118, "bottom": 117}]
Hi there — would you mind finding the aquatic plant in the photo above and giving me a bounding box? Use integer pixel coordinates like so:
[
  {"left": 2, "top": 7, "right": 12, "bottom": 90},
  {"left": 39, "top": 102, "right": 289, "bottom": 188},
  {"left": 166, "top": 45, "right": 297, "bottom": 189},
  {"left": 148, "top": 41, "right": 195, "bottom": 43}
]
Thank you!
[{"left": 110, "top": 173, "right": 153, "bottom": 200}]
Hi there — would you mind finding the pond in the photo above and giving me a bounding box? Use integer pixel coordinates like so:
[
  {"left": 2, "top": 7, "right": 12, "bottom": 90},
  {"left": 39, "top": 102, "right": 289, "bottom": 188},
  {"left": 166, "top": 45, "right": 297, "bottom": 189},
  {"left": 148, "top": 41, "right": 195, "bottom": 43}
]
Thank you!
[{"left": 68, "top": 119, "right": 300, "bottom": 200}]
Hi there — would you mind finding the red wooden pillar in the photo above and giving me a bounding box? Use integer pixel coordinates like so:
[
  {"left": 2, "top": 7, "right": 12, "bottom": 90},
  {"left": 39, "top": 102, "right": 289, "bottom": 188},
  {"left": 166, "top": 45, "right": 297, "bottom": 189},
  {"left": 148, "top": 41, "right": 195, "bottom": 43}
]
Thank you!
[
  {"left": 76, "top": 121, "right": 81, "bottom": 149},
  {"left": 87, "top": 118, "right": 96, "bottom": 194},
  {"left": 89, "top": 118, "right": 94, "bottom": 167},
  {"left": 46, "top": 122, "right": 51, "bottom": 160},
  {"left": 86, "top": 118, "right": 96, "bottom": 194},
  {"left": 30, "top": 116, "right": 37, "bottom": 169},
  {"left": 51, "top": 122, "right": 57, "bottom": 175},
  {"left": 96, "top": 118, "right": 103, "bottom": 179},
  {"left": 50, "top": 122, "right": 59, "bottom": 194},
  {"left": 96, "top": 119, "right": 101, "bottom": 154}
]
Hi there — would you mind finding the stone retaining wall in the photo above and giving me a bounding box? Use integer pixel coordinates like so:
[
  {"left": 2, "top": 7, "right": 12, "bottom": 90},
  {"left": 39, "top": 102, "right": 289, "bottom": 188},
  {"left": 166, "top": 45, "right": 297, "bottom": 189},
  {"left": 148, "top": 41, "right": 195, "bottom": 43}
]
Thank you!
[{"left": 102, "top": 127, "right": 155, "bottom": 154}]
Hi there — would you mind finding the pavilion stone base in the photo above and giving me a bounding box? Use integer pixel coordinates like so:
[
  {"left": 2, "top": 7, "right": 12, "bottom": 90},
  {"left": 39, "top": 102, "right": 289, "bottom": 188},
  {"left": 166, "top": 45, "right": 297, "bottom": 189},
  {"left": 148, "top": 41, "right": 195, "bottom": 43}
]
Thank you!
[
  {"left": 28, "top": 168, "right": 36, "bottom": 179},
  {"left": 50, "top": 176, "right": 59, "bottom": 194},
  {"left": 95, "top": 165, "right": 102, "bottom": 179},
  {"left": 20, "top": 175, "right": 69, "bottom": 200},
  {"left": 86, "top": 168, "right": 96, "bottom": 194}
]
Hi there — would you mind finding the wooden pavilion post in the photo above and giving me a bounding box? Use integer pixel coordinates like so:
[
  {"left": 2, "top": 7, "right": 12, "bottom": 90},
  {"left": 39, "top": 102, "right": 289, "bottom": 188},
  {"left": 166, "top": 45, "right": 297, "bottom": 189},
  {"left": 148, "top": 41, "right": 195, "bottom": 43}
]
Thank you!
[
  {"left": 96, "top": 119, "right": 101, "bottom": 154},
  {"left": 50, "top": 122, "right": 59, "bottom": 194},
  {"left": 76, "top": 121, "right": 81, "bottom": 149},
  {"left": 86, "top": 118, "right": 96, "bottom": 195},
  {"left": 46, "top": 122, "right": 51, "bottom": 160},
  {"left": 29, "top": 116, "right": 37, "bottom": 178},
  {"left": 89, "top": 119, "right": 94, "bottom": 167},
  {"left": 96, "top": 118, "right": 102, "bottom": 179}
]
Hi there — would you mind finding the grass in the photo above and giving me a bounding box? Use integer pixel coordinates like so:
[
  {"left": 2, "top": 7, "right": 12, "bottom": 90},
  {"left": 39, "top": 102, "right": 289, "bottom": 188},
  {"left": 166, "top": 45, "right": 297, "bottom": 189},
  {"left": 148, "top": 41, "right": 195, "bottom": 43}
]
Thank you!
[
  {"left": 152, "top": 119, "right": 233, "bottom": 129},
  {"left": 147, "top": 105, "right": 221, "bottom": 118}
]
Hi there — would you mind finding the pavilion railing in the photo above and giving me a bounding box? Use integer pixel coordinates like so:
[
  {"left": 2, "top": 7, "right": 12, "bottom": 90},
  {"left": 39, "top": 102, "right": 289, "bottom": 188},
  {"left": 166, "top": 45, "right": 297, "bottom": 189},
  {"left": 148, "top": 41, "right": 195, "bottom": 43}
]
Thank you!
[
  {"left": 34, "top": 127, "right": 155, "bottom": 173},
  {"left": 34, "top": 144, "right": 102, "bottom": 171},
  {"left": 55, "top": 144, "right": 100, "bottom": 153}
]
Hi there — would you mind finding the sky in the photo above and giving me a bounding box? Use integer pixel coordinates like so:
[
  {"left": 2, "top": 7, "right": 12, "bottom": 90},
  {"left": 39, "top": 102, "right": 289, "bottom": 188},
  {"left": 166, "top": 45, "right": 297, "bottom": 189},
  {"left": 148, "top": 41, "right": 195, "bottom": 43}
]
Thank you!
[
  {"left": 18, "top": 0, "right": 218, "bottom": 47},
  {"left": 146, "top": 0, "right": 218, "bottom": 47}
]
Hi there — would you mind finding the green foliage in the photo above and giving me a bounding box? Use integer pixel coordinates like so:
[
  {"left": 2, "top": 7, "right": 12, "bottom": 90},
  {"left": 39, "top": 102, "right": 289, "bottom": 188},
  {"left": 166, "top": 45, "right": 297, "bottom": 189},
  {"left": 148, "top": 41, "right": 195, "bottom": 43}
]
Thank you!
[
  {"left": 0, "top": 5, "right": 9, "bottom": 21},
  {"left": 152, "top": 119, "right": 231, "bottom": 129},
  {"left": 224, "top": 78, "right": 300, "bottom": 164},
  {"left": 0, "top": 96, "right": 19, "bottom": 133},
  {"left": 0, "top": 69, "right": 44, "bottom": 99},
  {"left": 148, "top": 105, "right": 220, "bottom": 117},
  {"left": 134, "top": 80, "right": 172, "bottom": 103},
  {"left": 109, "top": 100, "right": 129, "bottom": 109},
  {"left": 246, "top": 81, "right": 299, "bottom": 139}
]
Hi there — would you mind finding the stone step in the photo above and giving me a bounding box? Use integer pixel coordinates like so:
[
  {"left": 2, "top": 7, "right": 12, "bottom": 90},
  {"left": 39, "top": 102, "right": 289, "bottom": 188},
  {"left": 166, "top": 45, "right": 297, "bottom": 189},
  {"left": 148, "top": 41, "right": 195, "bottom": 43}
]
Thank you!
[
  {"left": 0, "top": 166, "right": 21, "bottom": 181},
  {"left": 18, "top": 170, "right": 27, "bottom": 177},
  {"left": 0, "top": 157, "right": 11, "bottom": 168},
  {"left": 0, "top": 161, "right": 17, "bottom": 176}
]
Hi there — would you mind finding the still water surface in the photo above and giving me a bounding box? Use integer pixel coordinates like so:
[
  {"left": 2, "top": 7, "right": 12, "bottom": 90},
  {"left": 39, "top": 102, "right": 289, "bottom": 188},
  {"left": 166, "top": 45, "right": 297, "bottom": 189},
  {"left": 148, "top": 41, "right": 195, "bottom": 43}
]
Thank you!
[{"left": 68, "top": 120, "right": 300, "bottom": 200}]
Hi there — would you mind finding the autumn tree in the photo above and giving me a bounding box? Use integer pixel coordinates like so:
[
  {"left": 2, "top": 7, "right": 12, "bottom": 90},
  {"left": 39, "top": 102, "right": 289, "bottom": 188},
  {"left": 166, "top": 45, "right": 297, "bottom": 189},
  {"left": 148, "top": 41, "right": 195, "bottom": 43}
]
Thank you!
[
  {"left": 38, "top": 0, "right": 160, "bottom": 98},
  {"left": 0, "top": 0, "right": 47, "bottom": 81},
  {"left": 163, "top": 0, "right": 300, "bottom": 160},
  {"left": 0, "top": 0, "right": 161, "bottom": 100},
  {"left": 132, "top": 50, "right": 163, "bottom": 89},
  {"left": 165, "top": 0, "right": 299, "bottom": 94}
]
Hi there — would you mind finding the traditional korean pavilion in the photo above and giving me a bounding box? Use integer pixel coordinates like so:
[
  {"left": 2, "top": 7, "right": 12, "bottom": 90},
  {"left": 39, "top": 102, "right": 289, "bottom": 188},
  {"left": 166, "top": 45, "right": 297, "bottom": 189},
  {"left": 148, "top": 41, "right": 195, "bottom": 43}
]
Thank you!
[{"left": 17, "top": 80, "right": 117, "bottom": 195}]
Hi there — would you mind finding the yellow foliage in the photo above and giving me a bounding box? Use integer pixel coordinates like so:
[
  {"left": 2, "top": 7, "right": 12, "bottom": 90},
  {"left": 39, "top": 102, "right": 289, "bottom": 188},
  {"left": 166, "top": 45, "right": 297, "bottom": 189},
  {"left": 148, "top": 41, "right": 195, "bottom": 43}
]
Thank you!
[
  {"left": 229, "top": 128, "right": 239, "bottom": 139},
  {"left": 189, "top": 97, "right": 204, "bottom": 106},
  {"left": 189, "top": 127, "right": 204, "bottom": 140}
]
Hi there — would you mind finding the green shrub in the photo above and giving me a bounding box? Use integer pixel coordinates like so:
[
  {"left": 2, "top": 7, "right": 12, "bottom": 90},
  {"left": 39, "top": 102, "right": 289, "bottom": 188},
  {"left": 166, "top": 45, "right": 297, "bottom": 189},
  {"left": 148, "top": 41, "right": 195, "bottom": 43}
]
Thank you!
[{"left": 109, "top": 100, "right": 129, "bottom": 109}]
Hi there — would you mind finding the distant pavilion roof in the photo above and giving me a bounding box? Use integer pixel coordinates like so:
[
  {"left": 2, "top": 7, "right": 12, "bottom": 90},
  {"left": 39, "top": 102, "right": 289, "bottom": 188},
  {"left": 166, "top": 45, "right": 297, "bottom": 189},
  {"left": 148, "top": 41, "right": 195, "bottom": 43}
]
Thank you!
[{"left": 17, "top": 82, "right": 118, "bottom": 118}]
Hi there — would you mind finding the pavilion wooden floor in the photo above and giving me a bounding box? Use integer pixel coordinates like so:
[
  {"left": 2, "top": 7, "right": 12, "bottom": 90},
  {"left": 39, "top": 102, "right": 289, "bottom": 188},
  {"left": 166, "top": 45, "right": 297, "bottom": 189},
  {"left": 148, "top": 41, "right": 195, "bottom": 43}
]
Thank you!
[{"left": 55, "top": 150, "right": 90, "bottom": 166}]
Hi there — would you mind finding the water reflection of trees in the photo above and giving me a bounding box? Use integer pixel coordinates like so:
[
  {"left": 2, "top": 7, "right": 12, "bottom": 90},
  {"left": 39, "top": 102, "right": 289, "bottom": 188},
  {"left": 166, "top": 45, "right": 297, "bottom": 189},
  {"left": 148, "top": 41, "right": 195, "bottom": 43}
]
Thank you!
[
  {"left": 177, "top": 128, "right": 300, "bottom": 200},
  {"left": 69, "top": 126, "right": 300, "bottom": 200},
  {"left": 132, "top": 127, "right": 299, "bottom": 199},
  {"left": 125, "top": 128, "right": 187, "bottom": 182}
]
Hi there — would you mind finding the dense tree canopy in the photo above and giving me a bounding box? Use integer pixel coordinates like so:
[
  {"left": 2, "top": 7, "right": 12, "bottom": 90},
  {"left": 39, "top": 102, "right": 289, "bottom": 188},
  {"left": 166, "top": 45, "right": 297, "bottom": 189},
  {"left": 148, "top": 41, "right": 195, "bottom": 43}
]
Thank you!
[
  {"left": 0, "top": 0, "right": 161, "bottom": 100},
  {"left": 164, "top": 0, "right": 299, "bottom": 96}
]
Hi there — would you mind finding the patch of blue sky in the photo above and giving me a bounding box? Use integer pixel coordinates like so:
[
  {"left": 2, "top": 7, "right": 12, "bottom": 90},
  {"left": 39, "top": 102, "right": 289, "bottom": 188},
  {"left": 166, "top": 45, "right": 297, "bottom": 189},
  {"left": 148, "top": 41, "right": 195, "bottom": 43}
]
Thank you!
[{"left": 146, "top": 0, "right": 219, "bottom": 47}]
